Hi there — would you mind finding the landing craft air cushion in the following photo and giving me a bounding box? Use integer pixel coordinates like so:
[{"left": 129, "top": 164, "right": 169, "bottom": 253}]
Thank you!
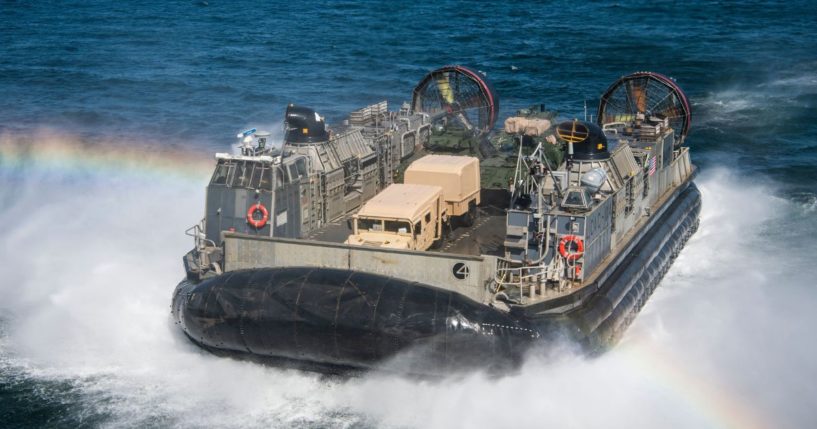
[{"left": 172, "top": 67, "right": 700, "bottom": 373}]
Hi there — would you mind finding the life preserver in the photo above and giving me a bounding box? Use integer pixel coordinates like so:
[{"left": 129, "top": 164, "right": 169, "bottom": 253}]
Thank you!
[
  {"left": 246, "top": 203, "right": 269, "bottom": 229},
  {"left": 558, "top": 235, "right": 584, "bottom": 261}
]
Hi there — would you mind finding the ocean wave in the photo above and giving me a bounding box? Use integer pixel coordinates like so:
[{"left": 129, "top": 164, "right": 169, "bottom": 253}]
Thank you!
[{"left": 692, "top": 70, "right": 817, "bottom": 153}]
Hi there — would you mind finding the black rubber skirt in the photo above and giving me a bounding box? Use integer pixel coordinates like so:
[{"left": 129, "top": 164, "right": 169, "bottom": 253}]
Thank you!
[{"left": 172, "top": 267, "right": 538, "bottom": 373}]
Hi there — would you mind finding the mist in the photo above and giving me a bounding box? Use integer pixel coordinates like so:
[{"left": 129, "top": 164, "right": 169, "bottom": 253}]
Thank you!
[{"left": 1, "top": 132, "right": 816, "bottom": 429}]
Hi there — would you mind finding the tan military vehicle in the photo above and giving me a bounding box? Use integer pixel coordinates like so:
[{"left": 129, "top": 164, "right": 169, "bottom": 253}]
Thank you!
[
  {"left": 345, "top": 183, "right": 445, "bottom": 251},
  {"left": 346, "top": 155, "right": 480, "bottom": 251},
  {"left": 404, "top": 155, "right": 480, "bottom": 226}
]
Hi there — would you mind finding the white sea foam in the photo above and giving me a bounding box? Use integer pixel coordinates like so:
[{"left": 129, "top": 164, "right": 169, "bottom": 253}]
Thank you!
[
  {"left": 1, "top": 141, "right": 816, "bottom": 428},
  {"left": 695, "top": 69, "right": 817, "bottom": 130},
  {"left": 763, "top": 72, "right": 817, "bottom": 90}
]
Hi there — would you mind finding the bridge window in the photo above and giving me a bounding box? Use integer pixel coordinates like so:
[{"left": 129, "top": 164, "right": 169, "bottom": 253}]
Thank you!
[
  {"left": 210, "top": 162, "right": 232, "bottom": 185},
  {"left": 260, "top": 167, "right": 273, "bottom": 189},
  {"left": 276, "top": 167, "right": 286, "bottom": 188},
  {"left": 288, "top": 164, "right": 299, "bottom": 181},
  {"left": 248, "top": 164, "right": 273, "bottom": 190},
  {"left": 565, "top": 191, "right": 584, "bottom": 206},
  {"left": 561, "top": 188, "right": 592, "bottom": 210},
  {"left": 230, "top": 162, "right": 250, "bottom": 187},
  {"left": 249, "top": 164, "right": 263, "bottom": 188},
  {"left": 296, "top": 158, "right": 308, "bottom": 178}
]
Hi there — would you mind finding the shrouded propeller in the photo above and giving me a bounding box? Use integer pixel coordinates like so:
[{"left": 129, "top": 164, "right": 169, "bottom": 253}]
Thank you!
[
  {"left": 411, "top": 65, "right": 499, "bottom": 136},
  {"left": 597, "top": 71, "right": 691, "bottom": 147}
]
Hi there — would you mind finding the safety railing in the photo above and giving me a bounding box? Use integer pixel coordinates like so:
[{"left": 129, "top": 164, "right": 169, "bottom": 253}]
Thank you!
[
  {"left": 185, "top": 218, "right": 217, "bottom": 270},
  {"left": 494, "top": 258, "right": 548, "bottom": 303}
]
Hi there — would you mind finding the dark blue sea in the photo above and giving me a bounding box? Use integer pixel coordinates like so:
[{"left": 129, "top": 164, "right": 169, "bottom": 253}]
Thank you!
[{"left": 1, "top": 1, "right": 816, "bottom": 428}]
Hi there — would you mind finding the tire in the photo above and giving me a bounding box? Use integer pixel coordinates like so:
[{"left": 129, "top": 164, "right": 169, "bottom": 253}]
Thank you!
[
  {"left": 461, "top": 202, "right": 478, "bottom": 227},
  {"left": 431, "top": 221, "right": 450, "bottom": 249}
]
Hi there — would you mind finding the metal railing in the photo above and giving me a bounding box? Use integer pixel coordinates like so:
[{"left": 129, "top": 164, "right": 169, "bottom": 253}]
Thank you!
[
  {"left": 185, "top": 218, "right": 217, "bottom": 271},
  {"left": 494, "top": 258, "right": 549, "bottom": 303}
]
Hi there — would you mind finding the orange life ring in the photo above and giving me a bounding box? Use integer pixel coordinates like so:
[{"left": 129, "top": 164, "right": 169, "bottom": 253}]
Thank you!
[
  {"left": 246, "top": 203, "right": 269, "bottom": 229},
  {"left": 558, "top": 235, "right": 584, "bottom": 261}
]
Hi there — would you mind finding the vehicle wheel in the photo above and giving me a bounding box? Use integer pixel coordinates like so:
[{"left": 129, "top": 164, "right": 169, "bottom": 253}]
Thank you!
[
  {"left": 461, "top": 203, "right": 478, "bottom": 227},
  {"left": 431, "top": 222, "right": 451, "bottom": 250},
  {"left": 431, "top": 238, "right": 443, "bottom": 250}
]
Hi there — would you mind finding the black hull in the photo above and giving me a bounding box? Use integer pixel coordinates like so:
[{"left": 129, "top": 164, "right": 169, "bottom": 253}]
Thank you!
[{"left": 172, "top": 183, "right": 701, "bottom": 373}]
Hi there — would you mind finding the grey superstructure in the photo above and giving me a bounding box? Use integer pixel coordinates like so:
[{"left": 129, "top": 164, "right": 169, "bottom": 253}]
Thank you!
[
  {"left": 196, "top": 101, "right": 430, "bottom": 242},
  {"left": 173, "top": 67, "right": 700, "bottom": 373}
]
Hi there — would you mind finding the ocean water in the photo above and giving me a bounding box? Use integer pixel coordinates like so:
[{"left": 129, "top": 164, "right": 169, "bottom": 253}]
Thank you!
[{"left": 1, "top": 1, "right": 816, "bottom": 428}]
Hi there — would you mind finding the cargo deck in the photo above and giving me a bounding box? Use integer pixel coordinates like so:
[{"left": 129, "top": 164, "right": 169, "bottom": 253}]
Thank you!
[{"left": 306, "top": 196, "right": 509, "bottom": 258}]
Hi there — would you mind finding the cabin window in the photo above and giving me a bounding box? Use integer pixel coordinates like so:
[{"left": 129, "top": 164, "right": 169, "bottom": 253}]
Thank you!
[
  {"left": 249, "top": 164, "right": 265, "bottom": 189},
  {"left": 245, "top": 164, "right": 273, "bottom": 190},
  {"left": 288, "top": 164, "right": 299, "bottom": 182},
  {"left": 260, "top": 167, "right": 273, "bottom": 190},
  {"left": 275, "top": 167, "right": 286, "bottom": 188},
  {"left": 385, "top": 220, "right": 411, "bottom": 234},
  {"left": 211, "top": 162, "right": 231, "bottom": 185},
  {"left": 564, "top": 191, "right": 584, "bottom": 206},
  {"left": 231, "top": 162, "right": 250, "bottom": 188},
  {"left": 414, "top": 221, "right": 422, "bottom": 237},
  {"left": 561, "top": 188, "right": 592, "bottom": 210},
  {"left": 425, "top": 212, "right": 431, "bottom": 224},
  {"left": 295, "top": 158, "right": 308, "bottom": 178}
]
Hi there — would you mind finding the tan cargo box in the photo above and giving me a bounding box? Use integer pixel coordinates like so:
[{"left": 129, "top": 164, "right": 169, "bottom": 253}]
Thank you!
[
  {"left": 357, "top": 183, "right": 443, "bottom": 222},
  {"left": 404, "top": 155, "right": 480, "bottom": 217}
]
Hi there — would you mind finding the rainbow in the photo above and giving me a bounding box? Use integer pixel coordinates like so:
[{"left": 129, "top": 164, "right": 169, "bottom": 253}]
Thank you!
[
  {"left": 618, "top": 339, "right": 772, "bottom": 429},
  {"left": 0, "top": 129, "right": 214, "bottom": 184}
]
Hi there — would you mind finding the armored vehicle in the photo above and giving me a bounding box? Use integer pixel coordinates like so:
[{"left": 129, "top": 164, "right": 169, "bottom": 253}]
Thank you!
[{"left": 172, "top": 67, "right": 699, "bottom": 374}]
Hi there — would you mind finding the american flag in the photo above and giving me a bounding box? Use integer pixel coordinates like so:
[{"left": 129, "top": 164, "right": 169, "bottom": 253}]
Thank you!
[{"left": 648, "top": 156, "right": 657, "bottom": 176}]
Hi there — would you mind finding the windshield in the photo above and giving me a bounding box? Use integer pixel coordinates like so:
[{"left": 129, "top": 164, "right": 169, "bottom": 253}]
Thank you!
[
  {"left": 357, "top": 218, "right": 411, "bottom": 234},
  {"left": 384, "top": 220, "right": 411, "bottom": 235},
  {"left": 357, "top": 218, "right": 383, "bottom": 232},
  {"left": 565, "top": 191, "right": 584, "bottom": 206}
]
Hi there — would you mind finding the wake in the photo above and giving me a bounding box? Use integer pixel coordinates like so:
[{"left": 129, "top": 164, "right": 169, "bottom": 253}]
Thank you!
[{"left": 1, "top": 134, "right": 815, "bottom": 428}]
